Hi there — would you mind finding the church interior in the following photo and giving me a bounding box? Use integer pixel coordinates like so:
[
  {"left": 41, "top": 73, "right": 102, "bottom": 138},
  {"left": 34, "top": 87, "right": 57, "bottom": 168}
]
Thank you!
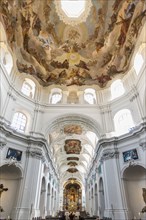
[{"left": 0, "top": 0, "right": 146, "bottom": 220}]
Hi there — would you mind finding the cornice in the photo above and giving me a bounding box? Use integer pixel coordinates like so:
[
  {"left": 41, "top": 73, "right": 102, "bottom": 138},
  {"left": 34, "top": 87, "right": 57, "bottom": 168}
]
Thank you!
[
  {"left": 100, "top": 150, "right": 119, "bottom": 162},
  {"left": 26, "top": 147, "right": 45, "bottom": 162}
]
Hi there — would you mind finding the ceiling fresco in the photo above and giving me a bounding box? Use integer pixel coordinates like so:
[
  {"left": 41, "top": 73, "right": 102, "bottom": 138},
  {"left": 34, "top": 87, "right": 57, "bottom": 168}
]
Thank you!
[
  {"left": 64, "top": 124, "right": 82, "bottom": 135},
  {"left": 68, "top": 162, "right": 78, "bottom": 167},
  {"left": 67, "top": 168, "right": 78, "bottom": 173},
  {"left": 67, "top": 157, "right": 79, "bottom": 161},
  {"left": 1, "top": 0, "right": 145, "bottom": 88},
  {"left": 64, "top": 139, "right": 82, "bottom": 154},
  {"left": 48, "top": 116, "right": 99, "bottom": 183}
]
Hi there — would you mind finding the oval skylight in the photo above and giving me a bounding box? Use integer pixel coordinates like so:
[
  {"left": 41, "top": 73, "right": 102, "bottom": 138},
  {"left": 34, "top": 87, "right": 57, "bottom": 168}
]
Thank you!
[
  {"left": 54, "top": 0, "right": 92, "bottom": 26},
  {"left": 61, "top": 0, "right": 86, "bottom": 18}
]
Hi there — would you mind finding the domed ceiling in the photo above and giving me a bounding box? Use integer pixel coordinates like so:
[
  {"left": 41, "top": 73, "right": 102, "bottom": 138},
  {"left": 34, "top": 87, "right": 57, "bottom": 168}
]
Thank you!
[{"left": 1, "top": 0, "right": 146, "bottom": 88}]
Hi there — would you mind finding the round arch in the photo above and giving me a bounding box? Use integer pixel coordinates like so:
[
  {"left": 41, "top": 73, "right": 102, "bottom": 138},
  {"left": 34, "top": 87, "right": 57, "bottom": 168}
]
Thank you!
[
  {"left": 0, "top": 164, "right": 22, "bottom": 219},
  {"left": 45, "top": 114, "right": 102, "bottom": 137},
  {"left": 122, "top": 165, "right": 146, "bottom": 219}
]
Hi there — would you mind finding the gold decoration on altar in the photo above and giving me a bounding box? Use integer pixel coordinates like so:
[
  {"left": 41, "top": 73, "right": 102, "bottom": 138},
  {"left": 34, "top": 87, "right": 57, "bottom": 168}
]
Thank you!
[{"left": 63, "top": 182, "right": 82, "bottom": 212}]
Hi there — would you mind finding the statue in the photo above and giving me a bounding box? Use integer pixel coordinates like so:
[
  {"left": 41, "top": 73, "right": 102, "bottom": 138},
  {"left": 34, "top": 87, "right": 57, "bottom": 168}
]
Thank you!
[
  {"left": 0, "top": 184, "right": 8, "bottom": 212},
  {"left": 142, "top": 188, "right": 146, "bottom": 213}
]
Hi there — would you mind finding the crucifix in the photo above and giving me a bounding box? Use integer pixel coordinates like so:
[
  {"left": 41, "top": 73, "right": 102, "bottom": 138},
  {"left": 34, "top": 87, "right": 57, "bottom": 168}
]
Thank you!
[{"left": 0, "top": 184, "right": 8, "bottom": 197}]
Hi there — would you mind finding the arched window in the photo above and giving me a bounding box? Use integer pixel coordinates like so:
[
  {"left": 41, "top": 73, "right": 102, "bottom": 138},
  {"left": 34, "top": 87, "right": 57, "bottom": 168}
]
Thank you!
[
  {"left": 11, "top": 112, "right": 27, "bottom": 132},
  {"left": 134, "top": 53, "right": 144, "bottom": 75},
  {"left": 84, "top": 88, "right": 96, "bottom": 104},
  {"left": 111, "top": 80, "right": 125, "bottom": 100},
  {"left": 21, "top": 78, "right": 36, "bottom": 98},
  {"left": 49, "top": 88, "right": 62, "bottom": 104},
  {"left": 114, "top": 109, "right": 134, "bottom": 136}
]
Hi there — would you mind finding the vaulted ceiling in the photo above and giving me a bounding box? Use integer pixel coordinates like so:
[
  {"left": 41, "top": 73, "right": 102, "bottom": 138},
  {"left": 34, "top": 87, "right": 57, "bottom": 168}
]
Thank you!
[
  {"left": 48, "top": 116, "right": 99, "bottom": 184},
  {"left": 1, "top": 0, "right": 145, "bottom": 88}
]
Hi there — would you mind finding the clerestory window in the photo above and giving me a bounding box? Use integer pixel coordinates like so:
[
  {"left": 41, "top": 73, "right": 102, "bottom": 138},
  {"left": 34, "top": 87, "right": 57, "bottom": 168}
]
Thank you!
[
  {"left": 114, "top": 109, "right": 134, "bottom": 136},
  {"left": 21, "top": 78, "right": 36, "bottom": 98},
  {"left": 111, "top": 80, "right": 125, "bottom": 100},
  {"left": 11, "top": 112, "right": 27, "bottom": 133},
  {"left": 84, "top": 88, "right": 96, "bottom": 104}
]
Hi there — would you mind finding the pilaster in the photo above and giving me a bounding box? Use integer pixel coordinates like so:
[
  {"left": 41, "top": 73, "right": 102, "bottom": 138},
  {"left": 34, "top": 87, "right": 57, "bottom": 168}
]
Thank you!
[{"left": 101, "top": 148, "right": 131, "bottom": 220}]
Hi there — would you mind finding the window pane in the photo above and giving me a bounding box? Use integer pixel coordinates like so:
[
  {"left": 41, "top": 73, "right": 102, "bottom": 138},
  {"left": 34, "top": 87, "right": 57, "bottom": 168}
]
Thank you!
[
  {"left": 21, "top": 82, "right": 32, "bottom": 97},
  {"left": 114, "top": 110, "right": 134, "bottom": 135},
  {"left": 111, "top": 80, "right": 124, "bottom": 100},
  {"left": 11, "top": 112, "right": 27, "bottom": 132},
  {"left": 84, "top": 93, "right": 94, "bottom": 104},
  {"left": 51, "top": 93, "right": 62, "bottom": 104}
]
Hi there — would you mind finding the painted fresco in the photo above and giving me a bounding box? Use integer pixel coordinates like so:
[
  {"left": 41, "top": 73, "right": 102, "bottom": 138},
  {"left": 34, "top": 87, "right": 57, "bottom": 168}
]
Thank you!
[
  {"left": 67, "top": 157, "right": 79, "bottom": 161},
  {"left": 1, "top": 0, "right": 145, "bottom": 87},
  {"left": 68, "top": 162, "right": 78, "bottom": 167},
  {"left": 64, "top": 139, "right": 81, "bottom": 154},
  {"left": 67, "top": 168, "right": 78, "bottom": 173},
  {"left": 64, "top": 124, "right": 82, "bottom": 135}
]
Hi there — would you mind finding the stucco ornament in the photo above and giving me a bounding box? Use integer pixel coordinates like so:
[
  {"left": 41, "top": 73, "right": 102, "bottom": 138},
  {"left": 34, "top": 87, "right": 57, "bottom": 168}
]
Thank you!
[
  {"left": 100, "top": 150, "right": 119, "bottom": 161},
  {"left": 54, "top": 0, "right": 92, "bottom": 26}
]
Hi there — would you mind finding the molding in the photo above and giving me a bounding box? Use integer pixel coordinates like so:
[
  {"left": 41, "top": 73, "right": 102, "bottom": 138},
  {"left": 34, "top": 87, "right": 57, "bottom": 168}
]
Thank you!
[
  {"left": 140, "top": 142, "right": 146, "bottom": 151},
  {"left": 100, "top": 150, "right": 119, "bottom": 162},
  {"left": 26, "top": 148, "right": 44, "bottom": 161},
  {"left": 0, "top": 137, "right": 7, "bottom": 149}
]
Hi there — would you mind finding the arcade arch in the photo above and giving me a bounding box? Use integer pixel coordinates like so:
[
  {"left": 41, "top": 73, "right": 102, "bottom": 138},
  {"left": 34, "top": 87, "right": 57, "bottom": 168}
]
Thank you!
[
  {"left": 0, "top": 165, "right": 22, "bottom": 218},
  {"left": 123, "top": 165, "right": 146, "bottom": 219}
]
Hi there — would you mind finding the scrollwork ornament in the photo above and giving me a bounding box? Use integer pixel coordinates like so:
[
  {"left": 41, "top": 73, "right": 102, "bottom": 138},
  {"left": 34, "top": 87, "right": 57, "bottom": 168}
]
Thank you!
[
  {"left": 100, "top": 150, "right": 119, "bottom": 162},
  {"left": 140, "top": 142, "right": 146, "bottom": 151},
  {"left": 27, "top": 148, "right": 44, "bottom": 160}
]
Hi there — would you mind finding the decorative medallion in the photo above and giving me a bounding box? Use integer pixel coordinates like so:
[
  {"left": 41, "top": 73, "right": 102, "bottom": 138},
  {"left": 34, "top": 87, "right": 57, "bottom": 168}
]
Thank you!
[
  {"left": 64, "top": 124, "right": 82, "bottom": 135},
  {"left": 54, "top": 0, "right": 92, "bottom": 26},
  {"left": 64, "top": 139, "right": 81, "bottom": 154}
]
